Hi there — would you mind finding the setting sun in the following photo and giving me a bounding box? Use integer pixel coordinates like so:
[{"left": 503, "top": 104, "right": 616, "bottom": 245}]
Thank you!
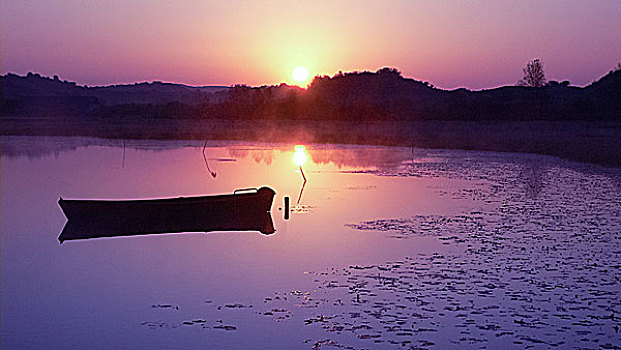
[{"left": 292, "top": 66, "right": 309, "bottom": 84}]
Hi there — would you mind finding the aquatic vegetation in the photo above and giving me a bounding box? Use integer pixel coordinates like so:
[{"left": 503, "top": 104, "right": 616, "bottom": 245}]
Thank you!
[{"left": 183, "top": 155, "right": 621, "bottom": 348}]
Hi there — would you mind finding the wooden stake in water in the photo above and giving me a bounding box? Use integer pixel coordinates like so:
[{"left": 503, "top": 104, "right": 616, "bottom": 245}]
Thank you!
[{"left": 284, "top": 196, "right": 290, "bottom": 220}]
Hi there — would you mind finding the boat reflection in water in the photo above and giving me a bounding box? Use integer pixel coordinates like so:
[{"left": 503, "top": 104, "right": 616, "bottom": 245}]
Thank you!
[{"left": 58, "top": 187, "right": 276, "bottom": 243}]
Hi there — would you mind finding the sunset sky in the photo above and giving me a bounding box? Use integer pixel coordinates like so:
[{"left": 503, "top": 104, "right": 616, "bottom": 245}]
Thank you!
[{"left": 1, "top": 0, "right": 620, "bottom": 89}]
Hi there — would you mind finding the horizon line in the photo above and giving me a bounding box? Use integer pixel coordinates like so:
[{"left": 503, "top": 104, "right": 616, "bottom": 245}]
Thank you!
[{"left": 2, "top": 67, "right": 613, "bottom": 91}]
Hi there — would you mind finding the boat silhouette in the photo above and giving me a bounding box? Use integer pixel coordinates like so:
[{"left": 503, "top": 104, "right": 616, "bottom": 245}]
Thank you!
[{"left": 58, "top": 187, "right": 275, "bottom": 242}]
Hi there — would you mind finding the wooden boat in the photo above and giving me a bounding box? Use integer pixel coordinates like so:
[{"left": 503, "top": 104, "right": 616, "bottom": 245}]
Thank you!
[{"left": 58, "top": 187, "right": 275, "bottom": 242}]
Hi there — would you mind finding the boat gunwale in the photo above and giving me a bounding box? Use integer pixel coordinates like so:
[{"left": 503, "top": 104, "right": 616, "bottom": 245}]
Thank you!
[{"left": 59, "top": 186, "right": 275, "bottom": 207}]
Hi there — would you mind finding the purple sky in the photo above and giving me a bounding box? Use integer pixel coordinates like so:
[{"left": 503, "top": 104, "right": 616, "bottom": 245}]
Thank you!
[{"left": 1, "top": 0, "right": 620, "bottom": 89}]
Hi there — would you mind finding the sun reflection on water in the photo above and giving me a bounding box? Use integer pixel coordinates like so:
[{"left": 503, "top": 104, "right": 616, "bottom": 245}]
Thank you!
[
  {"left": 293, "top": 145, "right": 307, "bottom": 166},
  {"left": 292, "top": 145, "right": 308, "bottom": 208}
]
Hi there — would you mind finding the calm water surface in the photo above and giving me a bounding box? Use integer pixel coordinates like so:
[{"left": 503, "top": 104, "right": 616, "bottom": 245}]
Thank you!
[{"left": 1, "top": 136, "right": 619, "bottom": 349}]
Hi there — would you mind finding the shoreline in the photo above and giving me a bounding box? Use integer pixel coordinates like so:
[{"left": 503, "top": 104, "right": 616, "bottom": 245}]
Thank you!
[{"left": 2, "top": 117, "right": 620, "bottom": 167}]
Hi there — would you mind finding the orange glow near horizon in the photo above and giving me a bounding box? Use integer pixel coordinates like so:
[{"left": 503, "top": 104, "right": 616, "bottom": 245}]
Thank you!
[{"left": 2, "top": 1, "right": 620, "bottom": 89}]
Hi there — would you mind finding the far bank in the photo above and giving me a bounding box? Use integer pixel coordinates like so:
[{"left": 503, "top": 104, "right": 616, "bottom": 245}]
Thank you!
[{"left": 2, "top": 117, "right": 619, "bottom": 167}]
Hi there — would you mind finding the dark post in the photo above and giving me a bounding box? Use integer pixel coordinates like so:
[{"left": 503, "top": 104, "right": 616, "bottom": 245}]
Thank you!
[{"left": 284, "top": 196, "right": 290, "bottom": 220}]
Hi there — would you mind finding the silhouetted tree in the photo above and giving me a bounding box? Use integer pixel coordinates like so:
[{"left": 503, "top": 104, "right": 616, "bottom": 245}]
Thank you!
[
  {"left": 376, "top": 67, "right": 401, "bottom": 76},
  {"left": 518, "top": 59, "right": 546, "bottom": 87}
]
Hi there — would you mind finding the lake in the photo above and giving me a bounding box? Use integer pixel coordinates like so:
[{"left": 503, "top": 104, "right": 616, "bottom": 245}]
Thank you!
[{"left": 1, "top": 136, "right": 620, "bottom": 349}]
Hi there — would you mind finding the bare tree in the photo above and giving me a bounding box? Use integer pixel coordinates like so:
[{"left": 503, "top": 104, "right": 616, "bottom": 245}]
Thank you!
[{"left": 518, "top": 59, "right": 546, "bottom": 87}]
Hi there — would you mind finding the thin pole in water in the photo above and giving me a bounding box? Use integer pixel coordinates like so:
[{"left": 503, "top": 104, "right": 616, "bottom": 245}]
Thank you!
[
  {"left": 122, "top": 139, "right": 126, "bottom": 168},
  {"left": 297, "top": 166, "right": 307, "bottom": 204},
  {"left": 202, "top": 140, "right": 217, "bottom": 178},
  {"left": 299, "top": 166, "right": 306, "bottom": 182}
]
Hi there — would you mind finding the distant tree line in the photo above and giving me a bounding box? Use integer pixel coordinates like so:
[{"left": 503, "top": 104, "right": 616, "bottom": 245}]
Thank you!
[
  {"left": 178, "top": 65, "right": 619, "bottom": 122},
  {"left": 2, "top": 64, "right": 620, "bottom": 122}
]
